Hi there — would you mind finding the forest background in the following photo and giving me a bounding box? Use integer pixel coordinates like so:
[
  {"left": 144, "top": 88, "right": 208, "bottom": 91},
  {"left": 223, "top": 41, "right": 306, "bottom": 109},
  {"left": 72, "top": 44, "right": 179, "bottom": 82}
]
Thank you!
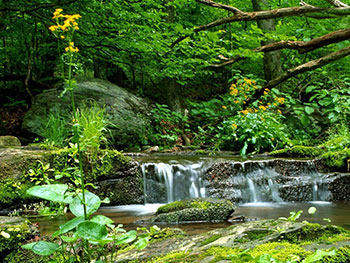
[{"left": 1, "top": 0, "right": 350, "bottom": 156}]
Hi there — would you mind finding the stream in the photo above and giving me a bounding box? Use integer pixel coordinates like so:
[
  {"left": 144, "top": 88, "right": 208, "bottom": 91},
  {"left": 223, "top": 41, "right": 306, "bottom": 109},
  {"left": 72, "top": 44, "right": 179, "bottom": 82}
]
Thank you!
[{"left": 32, "top": 154, "right": 350, "bottom": 235}]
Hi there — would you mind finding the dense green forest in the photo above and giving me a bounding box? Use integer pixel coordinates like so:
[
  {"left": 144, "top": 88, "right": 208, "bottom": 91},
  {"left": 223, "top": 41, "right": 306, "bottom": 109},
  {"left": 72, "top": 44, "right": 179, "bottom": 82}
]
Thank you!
[{"left": 1, "top": 0, "right": 350, "bottom": 155}]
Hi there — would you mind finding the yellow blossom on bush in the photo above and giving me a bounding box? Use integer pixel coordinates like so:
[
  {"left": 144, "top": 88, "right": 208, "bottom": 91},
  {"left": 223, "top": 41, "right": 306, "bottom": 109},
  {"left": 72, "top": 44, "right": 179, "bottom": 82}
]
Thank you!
[
  {"left": 230, "top": 88, "right": 239, "bottom": 96},
  {"left": 232, "top": 123, "right": 238, "bottom": 129},
  {"left": 259, "top": 105, "right": 267, "bottom": 111},
  {"left": 264, "top": 88, "right": 270, "bottom": 95},
  {"left": 277, "top": 109, "right": 282, "bottom": 114},
  {"left": 222, "top": 105, "right": 227, "bottom": 109},
  {"left": 49, "top": 25, "right": 59, "bottom": 31},
  {"left": 276, "top": 97, "right": 285, "bottom": 104},
  {"left": 234, "top": 100, "right": 239, "bottom": 104},
  {"left": 241, "top": 109, "right": 249, "bottom": 115}
]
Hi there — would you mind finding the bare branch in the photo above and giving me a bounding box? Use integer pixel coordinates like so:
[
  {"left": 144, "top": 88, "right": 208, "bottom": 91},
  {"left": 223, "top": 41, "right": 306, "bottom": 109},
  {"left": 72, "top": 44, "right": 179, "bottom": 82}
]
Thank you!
[
  {"left": 324, "top": 0, "right": 349, "bottom": 7},
  {"left": 256, "top": 28, "right": 350, "bottom": 54},
  {"left": 195, "top": 0, "right": 243, "bottom": 14},
  {"left": 264, "top": 45, "right": 350, "bottom": 89}
]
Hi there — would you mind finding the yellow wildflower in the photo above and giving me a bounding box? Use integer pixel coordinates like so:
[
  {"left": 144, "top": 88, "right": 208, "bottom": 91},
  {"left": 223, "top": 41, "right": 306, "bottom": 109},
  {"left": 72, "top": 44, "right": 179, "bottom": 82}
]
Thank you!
[
  {"left": 241, "top": 109, "right": 249, "bottom": 115},
  {"left": 230, "top": 88, "right": 238, "bottom": 96},
  {"left": 259, "top": 105, "right": 267, "bottom": 111},
  {"left": 264, "top": 88, "right": 270, "bottom": 96},
  {"left": 271, "top": 138, "right": 275, "bottom": 141},
  {"left": 276, "top": 97, "right": 285, "bottom": 104},
  {"left": 222, "top": 106, "right": 227, "bottom": 109},
  {"left": 234, "top": 100, "right": 239, "bottom": 104},
  {"left": 277, "top": 109, "right": 282, "bottom": 114},
  {"left": 244, "top": 78, "right": 252, "bottom": 85},
  {"left": 60, "top": 35, "right": 65, "bottom": 39},
  {"left": 49, "top": 25, "right": 58, "bottom": 31},
  {"left": 232, "top": 123, "right": 238, "bottom": 130}
]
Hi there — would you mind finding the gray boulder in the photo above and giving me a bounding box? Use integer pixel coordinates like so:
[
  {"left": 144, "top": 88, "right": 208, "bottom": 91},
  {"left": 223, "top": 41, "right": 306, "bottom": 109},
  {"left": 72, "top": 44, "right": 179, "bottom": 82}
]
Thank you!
[{"left": 22, "top": 78, "right": 152, "bottom": 147}]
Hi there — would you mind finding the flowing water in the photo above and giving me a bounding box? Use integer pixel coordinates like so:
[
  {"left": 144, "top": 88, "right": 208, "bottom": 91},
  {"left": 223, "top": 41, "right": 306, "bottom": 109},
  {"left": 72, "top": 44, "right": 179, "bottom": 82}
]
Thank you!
[{"left": 31, "top": 155, "right": 350, "bottom": 235}]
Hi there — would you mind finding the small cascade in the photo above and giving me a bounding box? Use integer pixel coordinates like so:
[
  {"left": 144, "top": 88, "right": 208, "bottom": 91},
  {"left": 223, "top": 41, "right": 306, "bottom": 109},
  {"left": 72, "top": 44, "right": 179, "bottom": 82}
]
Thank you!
[
  {"left": 140, "top": 159, "right": 210, "bottom": 203},
  {"left": 139, "top": 157, "right": 332, "bottom": 204}
]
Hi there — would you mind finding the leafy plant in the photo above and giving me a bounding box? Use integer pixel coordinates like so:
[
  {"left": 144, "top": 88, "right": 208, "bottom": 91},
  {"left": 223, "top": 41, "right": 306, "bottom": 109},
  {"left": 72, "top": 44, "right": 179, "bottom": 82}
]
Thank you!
[{"left": 40, "top": 111, "right": 69, "bottom": 148}]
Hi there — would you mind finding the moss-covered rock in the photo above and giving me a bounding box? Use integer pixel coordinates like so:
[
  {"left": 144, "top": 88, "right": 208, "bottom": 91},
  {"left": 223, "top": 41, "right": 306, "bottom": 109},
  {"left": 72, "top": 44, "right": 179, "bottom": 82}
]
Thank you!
[
  {"left": 270, "top": 145, "right": 323, "bottom": 158},
  {"left": 0, "top": 147, "right": 143, "bottom": 209},
  {"left": 22, "top": 77, "right": 152, "bottom": 148},
  {"left": 0, "top": 136, "right": 21, "bottom": 148},
  {"left": 321, "top": 148, "right": 350, "bottom": 170},
  {"left": 149, "top": 198, "right": 235, "bottom": 223},
  {"left": 0, "top": 216, "right": 37, "bottom": 262},
  {"left": 114, "top": 220, "right": 350, "bottom": 263}
]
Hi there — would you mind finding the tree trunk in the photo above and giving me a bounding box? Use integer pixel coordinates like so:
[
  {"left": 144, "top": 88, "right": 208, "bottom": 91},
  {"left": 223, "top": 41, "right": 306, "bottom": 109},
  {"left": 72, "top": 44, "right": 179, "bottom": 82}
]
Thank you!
[
  {"left": 252, "top": 0, "right": 282, "bottom": 82},
  {"left": 164, "top": 0, "right": 182, "bottom": 112}
]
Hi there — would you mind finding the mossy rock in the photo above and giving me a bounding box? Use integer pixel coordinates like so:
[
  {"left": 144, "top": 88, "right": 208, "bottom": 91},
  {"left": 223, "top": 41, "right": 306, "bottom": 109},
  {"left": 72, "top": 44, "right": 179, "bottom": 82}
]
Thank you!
[
  {"left": 0, "top": 147, "right": 143, "bottom": 208},
  {"left": 321, "top": 148, "right": 350, "bottom": 170},
  {"left": 0, "top": 136, "right": 21, "bottom": 148},
  {"left": 0, "top": 216, "right": 36, "bottom": 262},
  {"left": 114, "top": 219, "right": 350, "bottom": 263},
  {"left": 152, "top": 198, "right": 235, "bottom": 223},
  {"left": 270, "top": 145, "right": 323, "bottom": 158}
]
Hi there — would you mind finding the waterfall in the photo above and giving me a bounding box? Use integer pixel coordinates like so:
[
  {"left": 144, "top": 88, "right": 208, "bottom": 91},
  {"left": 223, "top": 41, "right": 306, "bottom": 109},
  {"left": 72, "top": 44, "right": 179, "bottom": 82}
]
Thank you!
[
  {"left": 140, "top": 159, "right": 210, "bottom": 203},
  {"left": 139, "top": 157, "right": 332, "bottom": 204}
]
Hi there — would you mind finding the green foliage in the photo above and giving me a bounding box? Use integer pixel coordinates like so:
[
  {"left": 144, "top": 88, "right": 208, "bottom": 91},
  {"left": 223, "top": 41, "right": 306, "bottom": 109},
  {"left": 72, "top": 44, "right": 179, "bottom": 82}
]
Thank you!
[
  {"left": 75, "top": 102, "right": 109, "bottom": 156},
  {"left": 40, "top": 111, "right": 69, "bottom": 148},
  {"left": 149, "top": 104, "right": 189, "bottom": 147}
]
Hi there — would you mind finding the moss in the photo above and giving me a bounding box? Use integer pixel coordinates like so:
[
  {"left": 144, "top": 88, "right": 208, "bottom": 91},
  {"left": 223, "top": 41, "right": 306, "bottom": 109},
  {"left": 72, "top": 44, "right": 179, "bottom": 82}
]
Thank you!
[
  {"left": 282, "top": 223, "right": 344, "bottom": 243},
  {"left": 0, "top": 217, "right": 34, "bottom": 261},
  {"left": 321, "top": 148, "right": 350, "bottom": 169},
  {"left": 246, "top": 230, "right": 272, "bottom": 240},
  {"left": 154, "top": 198, "right": 235, "bottom": 223},
  {"left": 270, "top": 145, "right": 323, "bottom": 158},
  {"left": 200, "top": 234, "right": 222, "bottom": 246},
  {"left": 147, "top": 251, "right": 192, "bottom": 263},
  {"left": 250, "top": 242, "right": 311, "bottom": 262},
  {"left": 204, "top": 246, "right": 242, "bottom": 262},
  {"left": 0, "top": 178, "right": 32, "bottom": 210}
]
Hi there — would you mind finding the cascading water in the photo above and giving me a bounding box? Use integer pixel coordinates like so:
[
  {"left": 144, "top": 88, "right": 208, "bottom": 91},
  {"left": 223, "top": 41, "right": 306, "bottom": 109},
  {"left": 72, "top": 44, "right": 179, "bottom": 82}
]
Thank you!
[
  {"left": 140, "top": 159, "right": 210, "bottom": 203},
  {"left": 139, "top": 157, "right": 332, "bottom": 204}
]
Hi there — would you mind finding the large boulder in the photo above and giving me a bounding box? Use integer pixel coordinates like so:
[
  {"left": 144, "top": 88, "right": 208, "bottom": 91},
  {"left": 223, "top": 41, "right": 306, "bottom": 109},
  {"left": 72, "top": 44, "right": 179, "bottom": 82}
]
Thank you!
[{"left": 23, "top": 78, "right": 152, "bottom": 148}]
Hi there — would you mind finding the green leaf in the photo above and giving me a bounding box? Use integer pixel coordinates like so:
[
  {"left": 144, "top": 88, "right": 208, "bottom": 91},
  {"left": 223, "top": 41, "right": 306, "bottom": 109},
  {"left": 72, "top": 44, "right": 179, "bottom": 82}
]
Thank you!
[
  {"left": 300, "top": 115, "right": 310, "bottom": 126},
  {"left": 302, "top": 249, "right": 336, "bottom": 263},
  {"left": 305, "top": 85, "right": 317, "bottom": 93},
  {"left": 22, "top": 242, "right": 36, "bottom": 250},
  {"left": 61, "top": 235, "right": 78, "bottom": 243},
  {"left": 308, "top": 207, "right": 317, "bottom": 215},
  {"left": 134, "top": 237, "right": 149, "bottom": 250},
  {"left": 27, "top": 184, "right": 69, "bottom": 203},
  {"left": 53, "top": 216, "right": 85, "bottom": 237},
  {"left": 91, "top": 215, "right": 114, "bottom": 225},
  {"left": 32, "top": 241, "right": 60, "bottom": 256},
  {"left": 115, "top": 230, "right": 137, "bottom": 245},
  {"left": 76, "top": 221, "right": 108, "bottom": 240},
  {"left": 69, "top": 191, "right": 101, "bottom": 217},
  {"left": 305, "top": 106, "right": 314, "bottom": 115}
]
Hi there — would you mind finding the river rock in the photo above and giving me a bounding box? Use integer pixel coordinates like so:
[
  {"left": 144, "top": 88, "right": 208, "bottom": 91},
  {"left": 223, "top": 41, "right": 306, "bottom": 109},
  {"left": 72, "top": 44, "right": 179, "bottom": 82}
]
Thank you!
[
  {"left": 22, "top": 77, "right": 152, "bottom": 148},
  {"left": 0, "top": 136, "right": 21, "bottom": 148},
  {"left": 113, "top": 219, "right": 349, "bottom": 262},
  {"left": 149, "top": 198, "right": 235, "bottom": 223}
]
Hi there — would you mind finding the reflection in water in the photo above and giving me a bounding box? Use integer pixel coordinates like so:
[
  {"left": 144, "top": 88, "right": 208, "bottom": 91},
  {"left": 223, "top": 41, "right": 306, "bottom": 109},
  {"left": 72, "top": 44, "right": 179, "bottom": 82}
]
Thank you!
[{"left": 32, "top": 202, "right": 350, "bottom": 236}]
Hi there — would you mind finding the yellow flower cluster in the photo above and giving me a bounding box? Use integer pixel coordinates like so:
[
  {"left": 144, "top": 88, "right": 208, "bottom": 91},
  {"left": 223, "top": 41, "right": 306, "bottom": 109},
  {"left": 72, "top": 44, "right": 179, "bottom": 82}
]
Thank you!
[
  {"left": 231, "top": 123, "right": 238, "bottom": 130},
  {"left": 275, "top": 97, "right": 285, "bottom": 104},
  {"left": 49, "top": 9, "right": 81, "bottom": 32},
  {"left": 65, "top": 41, "right": 79, "bottom": 53}
]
